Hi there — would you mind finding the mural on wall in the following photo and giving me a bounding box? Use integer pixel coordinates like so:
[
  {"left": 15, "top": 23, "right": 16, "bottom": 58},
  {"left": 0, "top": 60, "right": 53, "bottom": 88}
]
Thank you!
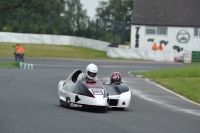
[
  {"left": 173, "top": 45, "right": 184, "bottom": 52},
  {"left": 160, "top": 40, "right": 168, "bottom": 46},
  {"left": 152, "top": 43, "right": 157, "bottom": 50},
  {"left": 148, "top": 38, "right": 154, "bottom": 42},
  {"left": 173, "top": 45, "right": 184, "bottom": 62},
  {"left": 176, "top": 30, "right": 190, "bottom": 43},
  {"left": 135, "top": 27, "right": 140, "bottom": 48},
  {"left": 149, "top": 39, "right": 169, "bottom": 51},
  {"left": 147, "top": 38, "right": 184, "bottom": 62},
  {"left": 158, "top": 45, "right": 163, "bottom": 51},
  {"left": 151, "top": 43, "right": 164, "bottom": 51}
]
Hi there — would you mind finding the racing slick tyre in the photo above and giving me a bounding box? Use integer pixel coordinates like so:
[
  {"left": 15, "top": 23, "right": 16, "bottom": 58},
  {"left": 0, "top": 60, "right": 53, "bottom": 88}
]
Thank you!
[
  {"left": 66, "top": 97, "right": 71, "bottom": 108},
  {"left": 112, "top": 107, "right": 125, "bottom": 111},
  {"left": 59, "top": 99, "right": 65, "bottom": 107},
  {"left": 99, "top": 106, "right": 108, "bottom": 112}
]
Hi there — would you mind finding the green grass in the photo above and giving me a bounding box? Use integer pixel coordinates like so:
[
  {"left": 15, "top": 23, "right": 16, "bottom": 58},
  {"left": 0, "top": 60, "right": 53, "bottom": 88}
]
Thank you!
[
  {"left": 134, "top": 64, "right": 200, "bottom": 104},
  {"left": 134, "top": 65, "right": 200, "bottom": 79},
  {"left": 0, "top": 42, "right": 112, "bottom": 59},
  {"left": 0, "top": 62, "right": 20, "bottom": 68}
]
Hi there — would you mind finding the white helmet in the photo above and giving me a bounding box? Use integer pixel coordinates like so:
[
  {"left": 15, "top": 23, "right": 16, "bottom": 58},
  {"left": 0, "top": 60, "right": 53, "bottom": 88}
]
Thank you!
[{"left": 86, "top": 63, "right": 98, "bottom": 80}]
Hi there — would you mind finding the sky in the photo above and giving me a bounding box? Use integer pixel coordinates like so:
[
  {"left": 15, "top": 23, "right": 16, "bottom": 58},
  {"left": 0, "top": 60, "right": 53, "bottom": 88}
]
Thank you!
[{"left": 80, "top": 0, "right": 108, "bottom": 18}]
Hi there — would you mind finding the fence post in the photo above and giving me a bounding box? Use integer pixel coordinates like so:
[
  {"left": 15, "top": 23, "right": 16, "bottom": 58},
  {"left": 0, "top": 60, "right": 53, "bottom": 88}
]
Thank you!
[
  {"left": 96, "top": 19, "right": 99, "bottom": 39},
  {"left": 48, "top": 15, "right": 51, "bottom": 34},
  {"left": 103, "top": 20, "right": 106, "bottom": 41},
  {"left": 21, "top": 14, "right": 24, "bottom": 32},
  {"left": 87, "top": 18, "right": 91, "bottom": 38},
  {"left": 120, "top": 22, "right": 126, "bottom": 44},
  {"left": 77, "top": 17, "right": 80, "bottom": 36},
  {"left": 113, "top": 21, "right": 116, "bottom": 43}
]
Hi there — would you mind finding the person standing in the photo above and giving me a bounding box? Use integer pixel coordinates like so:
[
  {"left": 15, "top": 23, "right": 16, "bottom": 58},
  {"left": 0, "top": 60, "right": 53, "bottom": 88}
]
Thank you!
[
  {"left": 19, "top": 45, "right": 25, "bottom": 62},
  {"left": 13, "top": 44, "right": 21, "bottom": 62}
]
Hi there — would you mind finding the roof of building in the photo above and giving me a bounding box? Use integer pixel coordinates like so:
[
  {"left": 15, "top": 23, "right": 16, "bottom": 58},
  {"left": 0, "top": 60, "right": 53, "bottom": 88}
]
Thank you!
[{"left": 132, "top": 0, "right": 200, "bottom": 27}]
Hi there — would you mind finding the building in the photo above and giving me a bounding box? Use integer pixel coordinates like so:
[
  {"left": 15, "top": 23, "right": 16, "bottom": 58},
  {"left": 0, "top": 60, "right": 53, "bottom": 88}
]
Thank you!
[{"left": 130, "top": 0, "right": 200, "bottom": 62}]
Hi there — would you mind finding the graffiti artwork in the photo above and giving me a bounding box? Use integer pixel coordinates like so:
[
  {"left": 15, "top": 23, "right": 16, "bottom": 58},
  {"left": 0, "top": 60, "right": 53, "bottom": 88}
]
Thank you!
[
  {"left": 152, "top": 44, "right": 163, "bottom": 51},
  {"left": 150, "top": 40, "right": 168, "bottom": 51},
  {"left": 160, "top": 40, "right": 168, "bottom": 45},
  {"left": 158, "top": 45, "right": 163, "bottom": 51},
  {"left": 135, "top": 27, "right": 140, "bottom": 48},
  {"left": 152, "top": 43, "right": 157, "bottom": 50},
  {"left": 148, "top": 38, "right": 154, "bottom": 42},
  {"left": 173, "top": 45, "right": 183, "bottom": 52},
  {"left": 176, "top": 30, "right": 190, "bottom": 43}
]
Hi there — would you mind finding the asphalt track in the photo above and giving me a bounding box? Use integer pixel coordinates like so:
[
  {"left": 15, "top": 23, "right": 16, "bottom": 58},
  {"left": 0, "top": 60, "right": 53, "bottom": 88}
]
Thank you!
[{"left": 0, "top": 58, "right": 200, "bottom": 133}]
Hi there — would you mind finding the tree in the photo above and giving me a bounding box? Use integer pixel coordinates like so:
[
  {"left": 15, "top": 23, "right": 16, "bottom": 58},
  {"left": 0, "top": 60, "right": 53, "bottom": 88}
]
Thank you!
[
  {"left": 63, "top": 0, "right": 88, "bottom": 36},
  {"left": 96, "top": 0, "right": 133, "bottom": 23},
  {"left": 95, "top": 0, "right": 134, "bottom": 43},
  {"left": 0, "top": 0, "right": 66, "bottom": 34},
  {"left": 0, "top": 0, "right": 133, "bottom": 43}
]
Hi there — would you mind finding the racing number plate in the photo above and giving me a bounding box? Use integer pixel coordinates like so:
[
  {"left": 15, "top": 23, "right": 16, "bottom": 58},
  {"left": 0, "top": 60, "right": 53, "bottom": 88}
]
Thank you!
[{"left": 92, "top": 89, "right": 103, "bottom": 95}]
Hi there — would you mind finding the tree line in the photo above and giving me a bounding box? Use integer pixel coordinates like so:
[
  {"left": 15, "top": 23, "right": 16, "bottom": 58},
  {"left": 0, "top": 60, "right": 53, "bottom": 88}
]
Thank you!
[{"left": 0, "top": 0, "right": 133, "bottom": 43}]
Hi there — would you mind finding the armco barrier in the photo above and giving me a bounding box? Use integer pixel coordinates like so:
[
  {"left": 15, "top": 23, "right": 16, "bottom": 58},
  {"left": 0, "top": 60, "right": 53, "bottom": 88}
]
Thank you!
[
  {"left": 183, "top": 51, "right": 200, "bottom": 63},
  {"left": 183, "top": 51, "right": 192, "bottom": 63},
  {"left": 192, "top": 51, "right": 200, "bottom": 62},
  {"left": 0, "top": 32, "right": 109, "bottom": 52},
  {"left": 19, "top": 62, "right": 34, "bottom": 69}
]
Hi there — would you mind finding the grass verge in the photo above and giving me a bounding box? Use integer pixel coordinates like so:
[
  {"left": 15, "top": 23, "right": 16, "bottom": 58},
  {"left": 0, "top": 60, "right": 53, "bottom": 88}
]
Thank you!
[
  {"left": 0, "top": 62, "right": 20, "bottom": 68},
  {"left": 133, "top": 64, "right": 200, "bottom": 104},
  {"left": 0, "top": 42, "right": 114, "bottom": 60}
]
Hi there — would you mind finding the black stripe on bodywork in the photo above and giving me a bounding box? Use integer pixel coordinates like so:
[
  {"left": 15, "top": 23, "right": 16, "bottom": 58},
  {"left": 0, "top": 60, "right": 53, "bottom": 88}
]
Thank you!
[
  {"left": 104, "top": 84, "right": 129, "bottom": 95},
  {"left": 73, "top": 80, "right": 95, "bottom": 97}
]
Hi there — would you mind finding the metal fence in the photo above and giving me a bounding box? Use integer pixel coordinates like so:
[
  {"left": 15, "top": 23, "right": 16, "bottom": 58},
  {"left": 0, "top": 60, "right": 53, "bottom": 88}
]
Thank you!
[{"left": 0, "top": 14, "right": 130, "bottom": 44}]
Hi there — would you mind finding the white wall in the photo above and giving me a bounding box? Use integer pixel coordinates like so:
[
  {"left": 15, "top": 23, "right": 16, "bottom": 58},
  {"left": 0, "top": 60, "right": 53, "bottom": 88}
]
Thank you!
[
  {"left": 0, "top": 32, "right": 110, "bottom": 52},
  {"left": 129, "top": 25, "right": 200, "bottom": 61},
  {"left": 131, "top": 25, "right": 200, "bottom": 51},
  {"left": 107, "top": 47, "right": 175, "bottom": 62}
]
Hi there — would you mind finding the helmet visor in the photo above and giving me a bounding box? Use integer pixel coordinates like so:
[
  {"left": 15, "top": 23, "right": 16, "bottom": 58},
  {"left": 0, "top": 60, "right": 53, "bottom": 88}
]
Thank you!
[
  {"left": 113, "top": 81, "right": 121, "bottom": 85},
  {"left": 88, "top": 71, "right": 97, "bottom": 78}
]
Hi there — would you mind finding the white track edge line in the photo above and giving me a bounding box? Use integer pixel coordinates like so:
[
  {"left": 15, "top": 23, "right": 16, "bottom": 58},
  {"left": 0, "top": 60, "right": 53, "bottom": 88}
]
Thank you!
[
  {"left": 128, "top": 71, "right": 134, "bottom": 77},
  {"left": 145, "top": 79, "right": 200, "bottom": 107},
  {"left": 128, "top": 71, "right": 200, "bottom": 107}
]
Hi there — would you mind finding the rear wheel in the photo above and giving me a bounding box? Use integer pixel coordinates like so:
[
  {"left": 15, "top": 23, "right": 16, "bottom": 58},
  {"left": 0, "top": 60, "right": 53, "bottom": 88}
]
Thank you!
[
  {"left": 99, "top": 106, "right": 108, "bottom": 112},
  {"left": 112, "top": 107, "right": 125, "bottom": 111},
  {"left": 118, "top": 108, "right": 125, "bottom": 110}
]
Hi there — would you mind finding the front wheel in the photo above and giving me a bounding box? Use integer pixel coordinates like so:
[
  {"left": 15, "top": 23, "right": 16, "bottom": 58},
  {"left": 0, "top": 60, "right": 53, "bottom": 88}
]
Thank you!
[
  {"left": 66, "top": 97, "right": 71, "bottom": 108},
  {"left": 59, "top": 99, "right": 65, "bottom": 107}
]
